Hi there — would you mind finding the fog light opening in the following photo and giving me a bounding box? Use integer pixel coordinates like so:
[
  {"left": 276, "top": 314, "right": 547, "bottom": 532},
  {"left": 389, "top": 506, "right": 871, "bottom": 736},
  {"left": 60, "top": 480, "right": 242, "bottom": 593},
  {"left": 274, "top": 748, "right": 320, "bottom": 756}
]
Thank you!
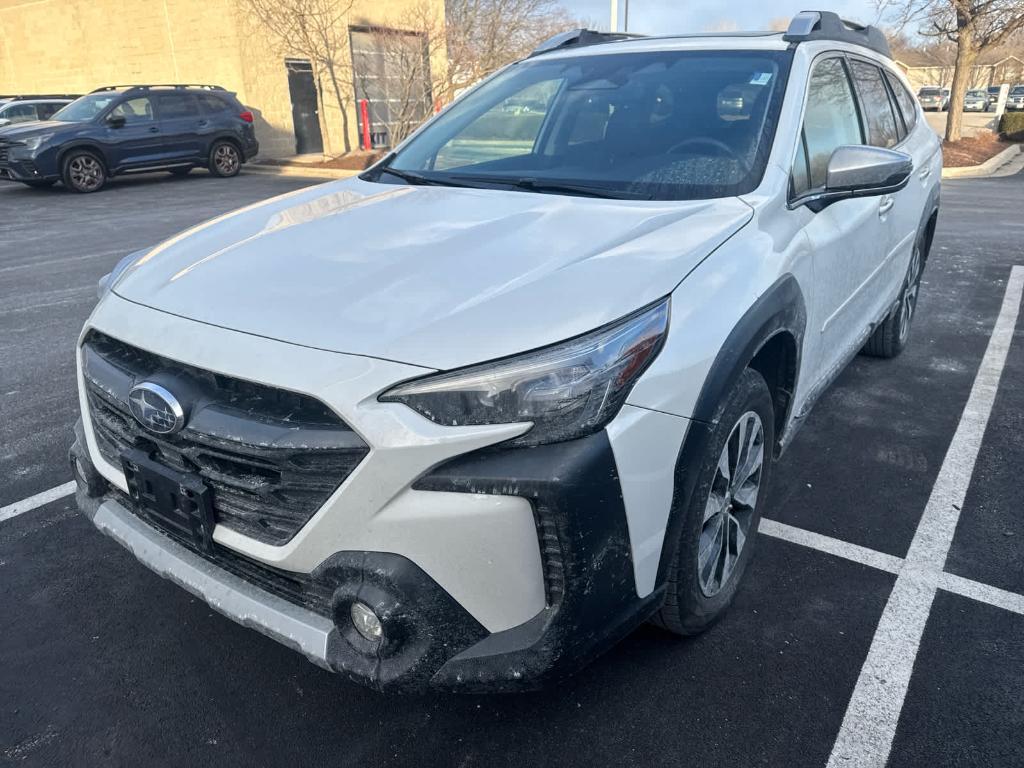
[{"left": 350, "top": 601, "right": 383, "bottom": 643}]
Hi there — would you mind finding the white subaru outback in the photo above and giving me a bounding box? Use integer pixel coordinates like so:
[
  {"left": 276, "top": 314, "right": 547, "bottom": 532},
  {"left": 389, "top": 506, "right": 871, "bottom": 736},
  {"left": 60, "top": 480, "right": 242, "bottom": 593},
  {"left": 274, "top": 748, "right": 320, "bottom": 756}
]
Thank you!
[{"left": 72, "top": 12, "right": 941, "bottom": 692}]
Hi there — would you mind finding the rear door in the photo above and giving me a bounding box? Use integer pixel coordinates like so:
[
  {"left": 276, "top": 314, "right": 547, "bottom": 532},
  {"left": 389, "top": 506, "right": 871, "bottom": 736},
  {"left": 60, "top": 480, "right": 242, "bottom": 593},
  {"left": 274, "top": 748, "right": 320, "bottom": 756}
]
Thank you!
[
  {"left": 792, "top": 54, "right": 887, "bottom": 380},
  {"left": 154, "top": 93, "right": 203, "bottom": 161}
]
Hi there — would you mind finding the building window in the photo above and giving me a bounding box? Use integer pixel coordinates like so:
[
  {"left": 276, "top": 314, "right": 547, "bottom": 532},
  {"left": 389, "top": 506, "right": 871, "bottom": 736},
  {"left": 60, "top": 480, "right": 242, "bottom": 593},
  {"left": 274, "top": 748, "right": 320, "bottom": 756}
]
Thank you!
[{"left": 350, "top": 27, "right": 433, "bottom": 148}]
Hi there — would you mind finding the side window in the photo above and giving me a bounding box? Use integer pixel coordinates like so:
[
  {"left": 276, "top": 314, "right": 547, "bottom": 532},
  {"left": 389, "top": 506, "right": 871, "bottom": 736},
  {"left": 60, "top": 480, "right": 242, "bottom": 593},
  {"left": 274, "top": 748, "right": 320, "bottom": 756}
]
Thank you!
[
  {"left": 849, "top": 61, "right": 900, "bottom": 148},
  {"left": 37, "top": 103, "right": 61, "bottom": 119},
  {"left": 792, "top": 57, "right": 863, "bottom": 196},
  {"left": 157, "top": 94, "right": 201, "bottom": 119},
  {"left": 884, "top": 70, "right": 918, "bottom": 133},
  {"left": 198, "top": 94, "right": 229, "bottom": 115},
  {"left": 110, "top": 97, "right": 154, "bottom": 124},
  {"left": 3, "top": 103, "right": 39, "bottom": 123}
]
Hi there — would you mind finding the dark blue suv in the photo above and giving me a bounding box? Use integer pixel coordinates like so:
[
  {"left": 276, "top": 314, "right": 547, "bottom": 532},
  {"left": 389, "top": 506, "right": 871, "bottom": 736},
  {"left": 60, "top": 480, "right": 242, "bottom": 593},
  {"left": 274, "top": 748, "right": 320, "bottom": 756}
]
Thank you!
[{"left": 0, "top": 84, "right": 259, "bottom": 192}]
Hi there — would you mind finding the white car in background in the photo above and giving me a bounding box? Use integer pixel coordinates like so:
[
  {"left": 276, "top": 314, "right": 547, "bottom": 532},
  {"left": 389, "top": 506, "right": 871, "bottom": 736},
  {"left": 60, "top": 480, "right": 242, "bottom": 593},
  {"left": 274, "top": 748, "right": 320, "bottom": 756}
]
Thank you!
[{"left": 71, "top": 11, "right": 941, "bottom": 692}]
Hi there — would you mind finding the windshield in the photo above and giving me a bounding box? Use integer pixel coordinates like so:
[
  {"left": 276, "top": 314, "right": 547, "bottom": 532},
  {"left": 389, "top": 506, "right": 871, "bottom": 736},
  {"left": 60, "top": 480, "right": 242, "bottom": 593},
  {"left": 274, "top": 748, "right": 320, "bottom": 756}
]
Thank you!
[
  {"left": 1012, "top": 86, "right": 1024, "bottom": 95},
  {"left": 51, "top": 93, "right": 118, "bottom": 122},
  {"left": 919, "top": 88, "right": 941, "bottom": 96},
  {"left": 967, "top": 90, "right": 986, "bottom": 97},
  {"left": 381, "top": 49, "right": 792, "bottom": 201}
]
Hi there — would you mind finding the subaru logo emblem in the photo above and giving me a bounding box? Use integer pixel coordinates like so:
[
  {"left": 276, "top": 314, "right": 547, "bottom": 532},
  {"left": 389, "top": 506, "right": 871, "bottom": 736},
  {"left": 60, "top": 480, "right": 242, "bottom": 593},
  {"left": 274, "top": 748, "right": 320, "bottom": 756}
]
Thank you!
[{"left": 128, "top": 382, "right": 185, "bottom": 435}]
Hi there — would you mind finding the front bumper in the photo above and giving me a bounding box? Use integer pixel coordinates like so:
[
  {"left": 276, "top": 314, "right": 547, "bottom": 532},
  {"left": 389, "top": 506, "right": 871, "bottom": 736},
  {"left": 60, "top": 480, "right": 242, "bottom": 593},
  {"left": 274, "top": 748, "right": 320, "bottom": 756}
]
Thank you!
[
  {"left": 0, "top": 158, "right": 54, "bottom": 182},
  {"left": 72, "top": 422, "right": 664, "bottom": 692}
]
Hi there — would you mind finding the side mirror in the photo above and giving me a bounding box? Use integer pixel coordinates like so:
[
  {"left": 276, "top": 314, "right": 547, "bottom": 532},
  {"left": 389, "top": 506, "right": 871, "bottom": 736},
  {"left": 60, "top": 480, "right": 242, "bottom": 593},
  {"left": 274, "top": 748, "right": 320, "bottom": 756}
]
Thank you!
[
  {"left": 794, "top": 145, "right": 913, "bottom": 211},
  {"left": 0, "top": 118, "right": 10, "bottom": 128},
  {"left": 107, "top": 114, "right": 126, "bottom": 128}
]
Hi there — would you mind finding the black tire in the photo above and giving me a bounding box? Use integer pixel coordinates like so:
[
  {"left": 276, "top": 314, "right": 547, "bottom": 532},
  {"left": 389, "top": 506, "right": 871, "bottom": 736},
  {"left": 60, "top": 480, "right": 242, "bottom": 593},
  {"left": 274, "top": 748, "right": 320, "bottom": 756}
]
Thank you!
[
  {"left": 61, "top": 150, "right": 106, "bottom": 193},
  {"left": 208, "top": 140, "right": 241, "bottom": 178},
  {"left": 22, "top": 180, "right": 56, "bottom": 189},
  {"left": 168, "top": 166, "right": 193, "bottom": 176},
  {"left": 652, "top": 368, "right": 775, "bottom": 636},
  {"left": 862, "top": 237, "right": 924, "bottom": 359}
]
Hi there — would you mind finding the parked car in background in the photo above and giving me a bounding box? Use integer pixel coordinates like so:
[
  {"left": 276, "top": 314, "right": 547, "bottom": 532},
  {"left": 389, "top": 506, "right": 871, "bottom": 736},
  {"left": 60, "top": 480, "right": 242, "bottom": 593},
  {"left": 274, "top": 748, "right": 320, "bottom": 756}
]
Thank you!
[
  {"left": 987, "top": 85, "right": 1002, "bottom": 109},
  {"left": 71, "top": 12, "right": 940, "bottom": 692},
  {"left": 963, "top": 89, "right": 989, "bottom": 112},
  {"left": 0, "top": 97, "right": 76, "bottom": 126},
  {"left": 918, "top": 86, "right": 950, "bottom": 111},
  {"left": 1008, "top": 85, "right": 1024, "bottom": 111},
  {"left": 0, "top": 84, "right": 258, "bottom": 192}
]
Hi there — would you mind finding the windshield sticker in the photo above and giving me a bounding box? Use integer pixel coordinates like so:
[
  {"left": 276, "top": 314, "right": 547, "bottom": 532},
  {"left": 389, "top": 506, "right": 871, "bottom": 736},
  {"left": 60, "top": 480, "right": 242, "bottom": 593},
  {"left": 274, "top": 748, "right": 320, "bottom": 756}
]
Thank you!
[{"left": 749, "top": 72, "right": 773, "bottom": 85}]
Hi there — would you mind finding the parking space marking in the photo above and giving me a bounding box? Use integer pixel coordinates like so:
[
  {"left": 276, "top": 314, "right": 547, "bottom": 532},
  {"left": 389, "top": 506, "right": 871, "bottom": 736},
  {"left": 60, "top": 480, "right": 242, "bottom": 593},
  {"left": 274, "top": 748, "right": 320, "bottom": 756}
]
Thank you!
[
  {"left": 827, "top": 265, "right": 1024, "bottom": 768},
  {"left": 938, "top": 572, "right": 1024, "bottom": 617},
  {"left": 759, "top": 518, "right": 903, "bottom": 574},
  {"left": 0, "top": 481, "right": 75, "bottom": 524}
]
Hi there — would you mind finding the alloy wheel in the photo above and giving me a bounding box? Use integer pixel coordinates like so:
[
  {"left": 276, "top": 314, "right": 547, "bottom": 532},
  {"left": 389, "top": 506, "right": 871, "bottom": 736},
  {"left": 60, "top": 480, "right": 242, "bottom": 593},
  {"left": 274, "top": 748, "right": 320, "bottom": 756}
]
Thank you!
[
  {"left": 69, "top": 155, "right": 103, "bottom": 191},
  {"left": 698, "top": 411, "right": 764, "bottom": 597},
  {"left": 214, "top": 144, "right": 240, "bottom": 175},
  {"left": 898, "top": 245, "right": 922, "bottom": 343}
]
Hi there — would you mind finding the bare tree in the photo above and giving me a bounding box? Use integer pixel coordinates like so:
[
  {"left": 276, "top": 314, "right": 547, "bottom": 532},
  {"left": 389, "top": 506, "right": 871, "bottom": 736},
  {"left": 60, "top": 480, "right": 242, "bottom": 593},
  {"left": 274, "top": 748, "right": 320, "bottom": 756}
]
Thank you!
[
  {"left": 236, "top": 0, "right": 356, "bottom": 153},
  {"left": 443, "top": 0, "right": 579, "bottom": 99},
  {"left": 880, "top": 0, "right": 1024, "bottom": 141}
]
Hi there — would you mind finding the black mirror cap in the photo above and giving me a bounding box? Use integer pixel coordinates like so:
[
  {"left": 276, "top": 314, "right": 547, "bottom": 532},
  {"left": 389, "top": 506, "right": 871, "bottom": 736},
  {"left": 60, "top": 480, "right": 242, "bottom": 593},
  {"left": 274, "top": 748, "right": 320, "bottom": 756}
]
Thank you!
[{"left": 107, "top": 114, "right": 126, "bottom": 128}]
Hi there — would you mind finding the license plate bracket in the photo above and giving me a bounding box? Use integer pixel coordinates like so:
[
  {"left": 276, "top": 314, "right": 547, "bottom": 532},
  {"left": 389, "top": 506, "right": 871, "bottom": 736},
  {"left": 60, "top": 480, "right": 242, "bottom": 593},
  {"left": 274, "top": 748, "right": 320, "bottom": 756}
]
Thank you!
[{"left": 121, "top": 448, "right": 216, "bottom": 552}]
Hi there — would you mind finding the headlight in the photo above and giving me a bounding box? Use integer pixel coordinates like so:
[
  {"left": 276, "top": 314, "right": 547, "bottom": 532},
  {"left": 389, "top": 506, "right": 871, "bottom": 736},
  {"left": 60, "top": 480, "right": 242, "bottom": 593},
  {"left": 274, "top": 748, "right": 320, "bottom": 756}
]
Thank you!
[
  {"left": 97, "top": 248, "right": 149, "bottom": 300},
  {"left": 380, "top": 299, "right": 669, "bottom": 447},
  {"left": 20, "top": 134, "right": 51, "bottom": 151}
]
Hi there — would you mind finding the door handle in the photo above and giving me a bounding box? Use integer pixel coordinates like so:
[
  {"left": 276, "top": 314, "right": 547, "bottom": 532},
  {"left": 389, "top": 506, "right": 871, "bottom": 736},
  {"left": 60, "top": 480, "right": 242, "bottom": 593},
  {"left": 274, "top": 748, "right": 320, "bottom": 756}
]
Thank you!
[
  {"left": 918, "top": 165, "right": 931, "bottom": 180},
  {"left": 878, "top": 195, "right": 895, "bottom": 216},
  {"left": 197, "top": 119, "right": 208, "bottom": 127},
  {"left": 148, "top": 126, "right": 159, "bottom": 133}
]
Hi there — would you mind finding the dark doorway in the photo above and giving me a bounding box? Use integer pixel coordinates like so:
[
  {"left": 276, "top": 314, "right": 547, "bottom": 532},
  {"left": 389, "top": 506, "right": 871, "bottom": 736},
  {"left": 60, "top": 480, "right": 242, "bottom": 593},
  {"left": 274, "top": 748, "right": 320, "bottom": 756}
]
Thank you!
[{"left": 286, "top": 59, "right": 324, "bottom": 155}]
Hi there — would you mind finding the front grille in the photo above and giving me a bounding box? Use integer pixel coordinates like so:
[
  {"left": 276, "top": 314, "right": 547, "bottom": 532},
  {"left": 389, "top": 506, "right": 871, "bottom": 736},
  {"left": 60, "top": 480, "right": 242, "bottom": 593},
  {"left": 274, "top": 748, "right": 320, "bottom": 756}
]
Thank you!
[{"left": 82, "top": 330, "right": 369, "bottom": 545}]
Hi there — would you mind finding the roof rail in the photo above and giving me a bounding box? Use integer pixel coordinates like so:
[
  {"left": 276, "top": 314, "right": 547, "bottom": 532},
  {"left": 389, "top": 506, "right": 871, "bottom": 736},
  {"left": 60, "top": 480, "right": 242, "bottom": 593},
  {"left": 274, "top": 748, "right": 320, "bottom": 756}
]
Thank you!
[
  {"left": 0, "top": 93, "right": 80, "bottom": 101},
  {"left": 89, "top": 84, "right": 226, "bottom": 93},
  {"left": 530, "top": 28, "right": 646, "bottom": 57},
  {"left": 783, "top": 11, "right": 891, "bottom": 58}
]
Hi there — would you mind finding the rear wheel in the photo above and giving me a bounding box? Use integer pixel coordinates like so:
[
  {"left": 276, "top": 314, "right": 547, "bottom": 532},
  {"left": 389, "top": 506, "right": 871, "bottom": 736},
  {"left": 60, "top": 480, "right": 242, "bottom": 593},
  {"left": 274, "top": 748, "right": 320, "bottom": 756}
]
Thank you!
[
  {"left": 62, "top": 150, "right": 106, "bottom": 193},
  {"left": 652, "top": 368, "right": 775, "bottom": 636},
  {"left": 208, "top": 141, "right": 241, "bottom": 177},
  {"left": 862, "top": 239, "right": 924, "bottom": 359}
]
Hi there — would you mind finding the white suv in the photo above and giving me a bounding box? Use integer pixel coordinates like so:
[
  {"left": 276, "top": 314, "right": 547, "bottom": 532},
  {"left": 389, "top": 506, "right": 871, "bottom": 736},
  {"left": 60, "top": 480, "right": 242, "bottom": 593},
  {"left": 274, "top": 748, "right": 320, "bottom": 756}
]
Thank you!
[{"left": 72, "top": 11, "right": 941, "bottom": 692}]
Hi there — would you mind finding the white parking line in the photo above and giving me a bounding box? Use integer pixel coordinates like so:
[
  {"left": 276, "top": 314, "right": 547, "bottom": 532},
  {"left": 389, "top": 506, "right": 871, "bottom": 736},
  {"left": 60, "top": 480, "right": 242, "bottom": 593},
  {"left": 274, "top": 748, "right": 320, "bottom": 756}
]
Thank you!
[
  {"left": 0, "top": 481, "right": 76, "bottom": 524},
  {"left": 759, "top": 518, "right": 903, "bottom": 574},
  {"left": 939, "top": 572, "right": 1024, "bottom": 617},
  {"left": 826, "top": 265, "right": 1024, "bottom": 768}
]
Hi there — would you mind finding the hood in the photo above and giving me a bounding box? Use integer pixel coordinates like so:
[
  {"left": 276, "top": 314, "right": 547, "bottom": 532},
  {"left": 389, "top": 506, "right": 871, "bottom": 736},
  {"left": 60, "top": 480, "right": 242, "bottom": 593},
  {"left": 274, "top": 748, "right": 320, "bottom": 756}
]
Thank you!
[
  {"left": 0, "top": 119, "right": 74, "bottom": 139},
  {"left": 113, "top": 178, "right": 752, "bottom": 370}
]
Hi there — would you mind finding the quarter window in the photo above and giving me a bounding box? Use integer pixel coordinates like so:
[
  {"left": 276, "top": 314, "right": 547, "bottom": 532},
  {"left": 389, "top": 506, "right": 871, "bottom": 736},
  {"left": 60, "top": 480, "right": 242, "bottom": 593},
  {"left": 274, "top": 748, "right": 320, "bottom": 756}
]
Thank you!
[
  {"left": 850, "top": 61, "right": 900, "bottom": 148},
  {"left": 793, "top": 57, "right": 863, "bottom": 196},
  {"left": 198, "top": 94, "right": 229, "bottom": 114}
]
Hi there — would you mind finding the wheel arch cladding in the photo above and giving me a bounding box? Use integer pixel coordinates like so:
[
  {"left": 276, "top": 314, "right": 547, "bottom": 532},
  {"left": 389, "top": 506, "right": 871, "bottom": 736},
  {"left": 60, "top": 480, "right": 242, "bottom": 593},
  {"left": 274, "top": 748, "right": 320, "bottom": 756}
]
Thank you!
[
  {"left": 655, "top": 273, "right": 805, "bottom": 589},
  {"left": 58, "top": 143, "right": 107, "bottom": 170}
]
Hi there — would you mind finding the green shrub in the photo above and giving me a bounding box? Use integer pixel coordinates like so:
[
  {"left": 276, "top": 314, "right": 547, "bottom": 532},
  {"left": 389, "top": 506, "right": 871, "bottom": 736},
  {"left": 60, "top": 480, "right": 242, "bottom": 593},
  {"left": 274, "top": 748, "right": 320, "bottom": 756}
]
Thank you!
[{"left": 999, "top": 112, "right": 1024, "bottom": 142}]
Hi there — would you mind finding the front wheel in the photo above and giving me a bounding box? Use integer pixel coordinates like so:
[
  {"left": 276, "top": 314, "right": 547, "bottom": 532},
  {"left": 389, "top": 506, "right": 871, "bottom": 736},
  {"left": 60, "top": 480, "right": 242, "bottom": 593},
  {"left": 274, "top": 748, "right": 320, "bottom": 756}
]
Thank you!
[
  {"left": 652, "top": 368, "right": 775, "bottom": 636},
  {"left": 208, "top": 141, "right": 241, "bottom": 178},
  {"left": 62, "top": 150, "right": 106, "bottom": 193}
]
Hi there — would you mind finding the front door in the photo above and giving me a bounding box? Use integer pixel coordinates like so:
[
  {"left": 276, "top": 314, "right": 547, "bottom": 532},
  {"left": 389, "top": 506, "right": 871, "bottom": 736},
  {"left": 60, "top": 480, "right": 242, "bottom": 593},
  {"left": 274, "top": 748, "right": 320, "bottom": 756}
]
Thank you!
[
  {"left": 104, "top": 96, "right": 165, "bottom": 169},
  {"left": 791, "top": 55, "right": 888, "bottom": 380},
  {"left": 286, "top": 60, "right": 324, "bottom": 155}
]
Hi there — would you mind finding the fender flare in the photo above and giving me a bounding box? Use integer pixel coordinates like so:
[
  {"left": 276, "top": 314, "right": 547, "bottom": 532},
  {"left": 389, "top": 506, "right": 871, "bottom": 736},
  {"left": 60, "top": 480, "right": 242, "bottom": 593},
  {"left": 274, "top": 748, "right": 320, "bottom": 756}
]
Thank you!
[
  {"left": 56, "top": 141, "right": 110, "bottom": 173},
  {"left": 654, "top": 273, "right": 806, "bottom": 587}
]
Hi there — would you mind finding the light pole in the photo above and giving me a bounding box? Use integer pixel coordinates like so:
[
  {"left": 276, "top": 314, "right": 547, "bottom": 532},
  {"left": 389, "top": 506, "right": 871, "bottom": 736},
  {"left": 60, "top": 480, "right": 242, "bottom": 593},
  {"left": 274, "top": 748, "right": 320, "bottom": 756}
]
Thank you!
[{"left": 610, "top": 0, "right": 629, "bottom": 32}]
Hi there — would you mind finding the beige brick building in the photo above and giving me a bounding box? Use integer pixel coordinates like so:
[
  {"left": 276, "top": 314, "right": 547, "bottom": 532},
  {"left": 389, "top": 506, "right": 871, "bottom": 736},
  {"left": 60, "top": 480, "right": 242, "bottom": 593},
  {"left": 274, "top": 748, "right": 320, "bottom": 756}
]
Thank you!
[{"left": 0, "top": 0, "right": 446, "bottom": 157}]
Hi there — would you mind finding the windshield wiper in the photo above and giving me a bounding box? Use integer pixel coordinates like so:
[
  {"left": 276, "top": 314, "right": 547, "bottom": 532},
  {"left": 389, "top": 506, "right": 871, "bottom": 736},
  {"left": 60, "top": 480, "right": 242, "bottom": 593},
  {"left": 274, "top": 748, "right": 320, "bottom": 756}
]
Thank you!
[
  {"left": 374, "top": 166, "right": 470, "bottom": 188},
  {"left": 458, "top": 175, "right": 652, "bottom": 200}
]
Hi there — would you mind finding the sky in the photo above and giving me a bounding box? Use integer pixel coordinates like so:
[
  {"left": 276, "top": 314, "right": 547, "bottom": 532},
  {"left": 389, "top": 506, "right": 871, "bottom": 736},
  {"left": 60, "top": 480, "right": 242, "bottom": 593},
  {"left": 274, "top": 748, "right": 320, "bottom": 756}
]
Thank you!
[{"left": 560, "top": 0, "right": 886, "bottom": 35}]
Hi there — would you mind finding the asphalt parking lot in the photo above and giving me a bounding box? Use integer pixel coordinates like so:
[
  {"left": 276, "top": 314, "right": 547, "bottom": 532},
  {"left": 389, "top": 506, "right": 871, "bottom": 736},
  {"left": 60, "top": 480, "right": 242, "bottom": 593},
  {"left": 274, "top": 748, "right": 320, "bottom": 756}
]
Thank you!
[{"left": 2, "top": 169, "right": 1023, "bottom": 767}]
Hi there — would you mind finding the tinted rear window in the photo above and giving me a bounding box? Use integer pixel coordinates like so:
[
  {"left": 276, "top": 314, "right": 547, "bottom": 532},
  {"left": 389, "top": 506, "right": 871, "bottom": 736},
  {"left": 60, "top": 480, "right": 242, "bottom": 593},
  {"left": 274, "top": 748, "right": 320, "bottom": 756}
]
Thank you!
[{"left": 198, "top": 94, "right": 231, "bottom": 114}]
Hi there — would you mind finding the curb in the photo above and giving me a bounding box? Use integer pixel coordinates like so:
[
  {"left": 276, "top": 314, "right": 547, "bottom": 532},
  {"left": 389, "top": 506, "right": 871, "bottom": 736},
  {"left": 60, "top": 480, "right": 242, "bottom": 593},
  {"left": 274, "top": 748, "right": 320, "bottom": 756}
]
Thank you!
[
  {"left": 244, "top": 164, "right": 360, "bottom": 180},
  {"left": 941, "top": 143, "right": 1022, "bottom": 179}
]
